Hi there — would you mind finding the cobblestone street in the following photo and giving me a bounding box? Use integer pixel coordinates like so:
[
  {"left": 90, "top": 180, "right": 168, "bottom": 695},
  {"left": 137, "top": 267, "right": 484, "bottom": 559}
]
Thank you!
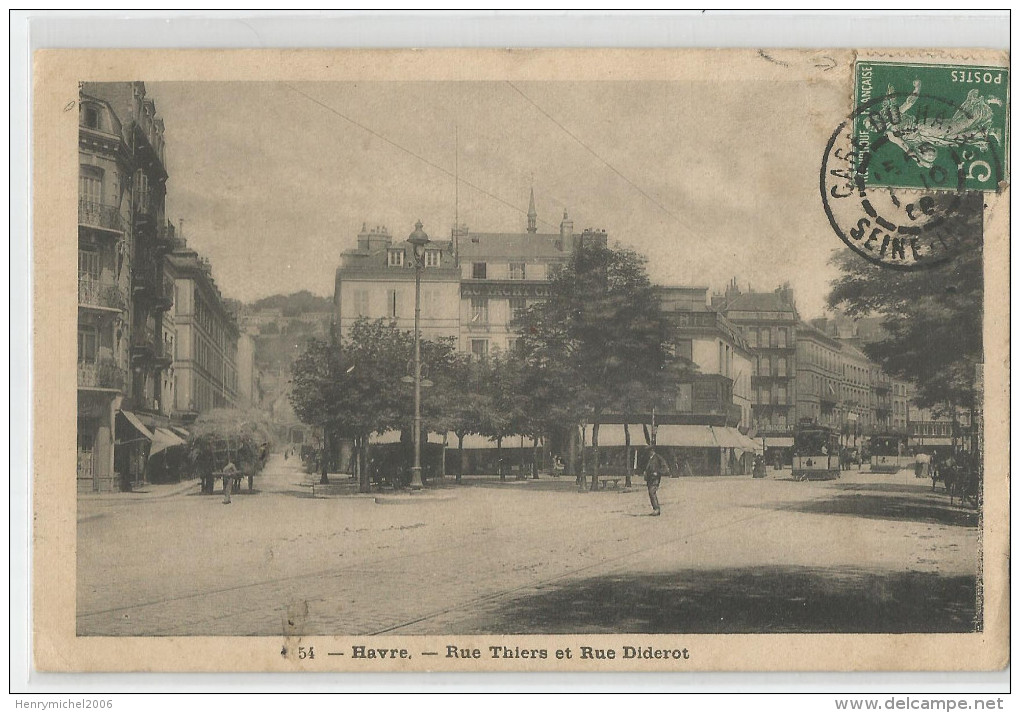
[{"left": 77, "top": 454, "right": 979, "bottom": 636}]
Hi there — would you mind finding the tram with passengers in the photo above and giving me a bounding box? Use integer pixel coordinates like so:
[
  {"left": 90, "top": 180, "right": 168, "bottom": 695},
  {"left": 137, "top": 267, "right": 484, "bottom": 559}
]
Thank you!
[
  {"left": 792, "top": 421, "right": 841, "bottom": 481},
  {"left": 869, "top": 434, "right": 910, "bottom": 473}
]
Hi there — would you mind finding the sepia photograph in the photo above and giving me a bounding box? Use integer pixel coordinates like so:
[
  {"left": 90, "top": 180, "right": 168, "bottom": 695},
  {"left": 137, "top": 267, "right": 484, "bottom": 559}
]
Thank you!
[{"left": 30, "top": 46, "right": 1008, "bottom": 673}]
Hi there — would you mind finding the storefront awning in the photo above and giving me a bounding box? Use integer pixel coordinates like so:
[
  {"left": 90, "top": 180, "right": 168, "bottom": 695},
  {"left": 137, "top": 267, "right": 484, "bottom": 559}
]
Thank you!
[
  {"left": 763, "top": 436, "right": 794, "bottom": 448},
  {"left": 444, "top": 433, "right": 538, "bottom": 449},
  {"left": 740, "top": 432, "right": 765, "bottom": 454},
  {"left": 149, "top": 427, "right": 186, "bottom": 458},
  {"left": 710, "top": 426, "right": 746, "bottom": 449},
  {"left": 119, "top": 410, "right": 153, "bottom": 441},
  {"left": 170, "top": 426, "right": 190, "bottom": 440},
  {"left": 654, "top": 425, "right": 718, "bottom": 448}
]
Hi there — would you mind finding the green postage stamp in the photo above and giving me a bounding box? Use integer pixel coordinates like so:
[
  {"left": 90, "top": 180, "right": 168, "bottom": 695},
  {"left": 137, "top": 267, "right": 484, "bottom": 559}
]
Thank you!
[{"left": 854, "top": 61, "right": 1009, "bottom": 192}]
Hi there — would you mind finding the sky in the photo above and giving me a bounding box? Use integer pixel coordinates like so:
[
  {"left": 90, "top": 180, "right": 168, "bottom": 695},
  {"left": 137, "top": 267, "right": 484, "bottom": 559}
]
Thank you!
[{"left": 147, "top": 79, "right": 848, "bottom": 318}]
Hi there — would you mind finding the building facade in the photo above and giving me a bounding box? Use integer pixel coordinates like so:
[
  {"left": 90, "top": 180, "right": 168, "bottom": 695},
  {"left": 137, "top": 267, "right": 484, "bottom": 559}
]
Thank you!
[
  {"left": 795, "top": 322, "right": 845, "bottom": 431},
  {"left": 168, "top": 242, "right": 240, "bottom": 420},
  {"left": 235, "top": 332, "right": 262, "bottom": 409},
  {"left": 332, "top": 193, "right": 583, "bottom": 357},
  {"left": 455, "top": 195, "right": 576, "bottom": 356},
  {"left": 712, "top": 281, "right": 800, "bottom": 456},
  {"left": 77, "top": 82, "right": 176, "bottom": 491},
  {"left": 658, "top": 286, "right": 753, "bottom": 432},
  {"left": 333, "top": 223, "right": 461, "bottom": 342}
]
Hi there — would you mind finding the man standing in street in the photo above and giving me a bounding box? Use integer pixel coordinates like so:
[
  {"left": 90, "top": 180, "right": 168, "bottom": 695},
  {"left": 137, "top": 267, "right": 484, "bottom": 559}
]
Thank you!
[
  {"left": 643, "top": 447, "right": 668, "bottom": 516},
  {"left": 221, "top": 459, "right": 237, "bottom": 505}
]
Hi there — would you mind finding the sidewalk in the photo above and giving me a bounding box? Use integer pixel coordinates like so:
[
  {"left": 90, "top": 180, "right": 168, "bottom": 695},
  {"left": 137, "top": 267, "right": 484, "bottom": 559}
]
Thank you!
[{"left": 78, "top": 478, "right": 201, "bottom": 502}]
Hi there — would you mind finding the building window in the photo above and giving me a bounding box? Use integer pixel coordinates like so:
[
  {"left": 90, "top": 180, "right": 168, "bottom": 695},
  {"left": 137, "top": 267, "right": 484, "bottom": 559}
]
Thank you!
[
  {"left": 509, "top": 262, "right": 526, "bottom": 280},
  {"left": 746, "top": 328, "right": 757, "bottom": 347},
  {"left": 424, "top": 249, "right": 441, "bottom": 268},
  {"left": 83, "top": 104, "right": 101, "bottom": 130},
  {"left": 470, "top": 297, "right": 488, "bottom": 324},
  {"left": 79, "top": 165, "right": 103, "bottom": 206},
  {"left": 387, "top": 249, "right": 405, "bottom": 267},
  {"left": 777, "top": 357, "right": 787, "bottom": 377},
  {"left": 777, "top": 385, "right": 788, "bottom": 405},
  {"left": 777, "top": 328, "right": 787, "bottom": 348},
  {"left": 387, "top": 289, "right": 401, "bottom": 318},
  {"left": 751, "top": 357, "right": 758, "bottom": 377},
  {"left": 353, "top": 289, "right": 369, "bottom": 317},
  {"left": 78, "top": 248, "right": 100, "bottom": 281},
  {"left": 676, "top": 339, "right": 693, "bottom": 363},
  {"left": 506, "top": 337, "right": 518, "bottom": 353},
  {"left": 470, "top": 339, "right": 489, "bottom": 360},
  {"left": 472, "top": 262, "right": 487, "bottom": 279},
  {"left": 760, "top": 328, "right": 771, "bottom": 348},
  {"left": 509, "top": 297, "right": 527, "bottom": 323},
  {"left": 77, "top": 326, "right": 98, "bottom": 363}
]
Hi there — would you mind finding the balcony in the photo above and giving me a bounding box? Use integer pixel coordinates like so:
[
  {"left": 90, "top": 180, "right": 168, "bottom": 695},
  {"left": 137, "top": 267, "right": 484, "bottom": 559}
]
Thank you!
[
  {"left": 153, "top": 222, "right": 178, "bottom": 254},
  {"left": 78, "top": 276, "right": 127, "bottom": 312},
  {"left": 78, "top": 359, "right": 126, "bottom": 391},
  {"left": 133, "top": 192, "right": 160, "bottom": 228},
  {"left": 78, "top": 199, "right": 125, "bottom": 234},
  {"left": 152, "top": 273, "right": 174, "bottom": 312}
]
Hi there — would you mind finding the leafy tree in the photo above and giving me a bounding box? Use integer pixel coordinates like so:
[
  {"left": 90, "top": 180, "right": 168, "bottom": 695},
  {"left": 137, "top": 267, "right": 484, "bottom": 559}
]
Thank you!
[
  {"left": 431, "top": 352, "right": 490, "bottom": 482},
  {"left": 515, "top": 240, "right": 691, "bottom": 490},
  {"left": 290, "top": 319, "right": 459, "bottom": 491},
  {"left": 827, "top": 195, "right": 983, "bottom": 446},
  {"left": 475, "top": 351, "right": 529, "bottom": 481}
]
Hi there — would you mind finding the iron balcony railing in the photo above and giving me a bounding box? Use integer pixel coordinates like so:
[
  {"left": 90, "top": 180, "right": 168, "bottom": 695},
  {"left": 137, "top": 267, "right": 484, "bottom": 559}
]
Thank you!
[
  {"left": 132, "top": 323, "right": 157, "bottom": 352},
  {"left": 77, "top": 359, "right": 126, "bottom": 391},
  {"left": 78, "top": 275, "right": 127, "bottom": 311},
  {"left": 78, "top": 199, "right": 125, "bottom": 233}
]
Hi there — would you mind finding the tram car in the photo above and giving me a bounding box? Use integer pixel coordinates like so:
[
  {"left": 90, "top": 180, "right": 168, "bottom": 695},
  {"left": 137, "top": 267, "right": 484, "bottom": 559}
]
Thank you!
[
  {"left": 869, "top": 434, "right": 910, "bottom": 473},
  {"left": 792, "top": 423, "right": 841, "bottom": 481}
]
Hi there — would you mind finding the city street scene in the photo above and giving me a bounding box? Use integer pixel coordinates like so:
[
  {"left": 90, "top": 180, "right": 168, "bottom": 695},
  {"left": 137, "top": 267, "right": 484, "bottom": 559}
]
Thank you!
[{"left": 74, "top": 72, "right": 991, "bottom": 638}]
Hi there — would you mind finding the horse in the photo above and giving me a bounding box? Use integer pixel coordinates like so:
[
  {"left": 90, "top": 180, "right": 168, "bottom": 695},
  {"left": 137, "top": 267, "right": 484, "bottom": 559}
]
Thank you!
[{"left": 940, "top": 457, "right": 979, "bottom": 508}]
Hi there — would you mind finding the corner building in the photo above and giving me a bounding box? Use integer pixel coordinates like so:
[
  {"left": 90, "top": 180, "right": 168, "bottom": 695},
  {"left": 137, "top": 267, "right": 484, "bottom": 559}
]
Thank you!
[
  {"left": 77, "top": 82, "right": 175, "bottom": 491},
  {"left": 712, "top": 280, "right": 799, "bottom": 462}
]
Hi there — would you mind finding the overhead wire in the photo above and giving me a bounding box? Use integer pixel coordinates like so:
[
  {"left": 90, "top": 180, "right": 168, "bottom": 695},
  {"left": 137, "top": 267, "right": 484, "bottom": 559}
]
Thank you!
[
  {"left": 282, "top": 82, "right": 558, "bottom": 231},
  {"left": 505, "top": 80, "right": 692, "bottom": 230}
]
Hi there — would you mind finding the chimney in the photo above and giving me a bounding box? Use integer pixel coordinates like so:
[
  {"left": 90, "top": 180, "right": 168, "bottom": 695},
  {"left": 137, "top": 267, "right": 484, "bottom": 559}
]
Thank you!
[
  {"left": 357, "top": 222, "right": 370, "bottom": 251},
  {"left": 557, "top": 210, "right": 573, "bottom": 251}
]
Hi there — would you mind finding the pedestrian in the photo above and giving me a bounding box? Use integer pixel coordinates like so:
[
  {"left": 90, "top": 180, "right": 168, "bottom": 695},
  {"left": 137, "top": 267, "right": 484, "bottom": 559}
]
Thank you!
[
  {"left": 221, "top": 460, "right": 237, "bottom": 504},
  {"left": 914, "top": 450, "right": 931, "bottom": 479},
  {"left": 643, "top": 447, "right": 668, "bottom": 516}
]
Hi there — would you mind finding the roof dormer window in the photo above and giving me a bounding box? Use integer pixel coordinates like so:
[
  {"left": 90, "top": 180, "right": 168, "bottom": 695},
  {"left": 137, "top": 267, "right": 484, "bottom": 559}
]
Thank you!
[
  {"left": 83, "top": 104, "right": 101, "bottom": 130},
  {"left": 424, "top": 249, "right": 441, "bottom": 268},
  {"left": 387, "top": 249, "right": 405, "bottom": 267}
]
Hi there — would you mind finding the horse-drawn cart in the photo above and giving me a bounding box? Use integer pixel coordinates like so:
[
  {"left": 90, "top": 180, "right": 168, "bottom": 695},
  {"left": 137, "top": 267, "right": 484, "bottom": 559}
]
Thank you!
[{"left": 197, "top": 435, "right": 261, "bottom": 495}]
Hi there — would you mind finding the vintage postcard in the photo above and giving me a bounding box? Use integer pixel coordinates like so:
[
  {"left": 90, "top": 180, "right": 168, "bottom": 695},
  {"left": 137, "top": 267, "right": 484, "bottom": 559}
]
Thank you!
[{"left": 32, "top": 48, "right": 1008, "bottom": 672}]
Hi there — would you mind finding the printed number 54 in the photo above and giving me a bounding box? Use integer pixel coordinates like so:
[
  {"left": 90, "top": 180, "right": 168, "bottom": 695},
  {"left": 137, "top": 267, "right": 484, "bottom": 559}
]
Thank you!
[{"left": 298, "top": 646, "right": 315, "bottom": 660}]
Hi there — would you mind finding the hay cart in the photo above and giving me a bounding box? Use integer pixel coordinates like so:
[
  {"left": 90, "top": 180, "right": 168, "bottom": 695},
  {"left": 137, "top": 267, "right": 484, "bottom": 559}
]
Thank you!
[{"left": 200, "top": 436, "right": 258, "bottom": 494}]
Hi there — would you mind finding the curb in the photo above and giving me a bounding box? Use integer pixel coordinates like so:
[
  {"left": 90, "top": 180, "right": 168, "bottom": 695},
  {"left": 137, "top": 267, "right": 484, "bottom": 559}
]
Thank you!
[
  {"left": 374, "top": 492, "right": 458, "bottom": 505},
  {"left": 79, "top": 480, "right": 202, "bottom": 502}
]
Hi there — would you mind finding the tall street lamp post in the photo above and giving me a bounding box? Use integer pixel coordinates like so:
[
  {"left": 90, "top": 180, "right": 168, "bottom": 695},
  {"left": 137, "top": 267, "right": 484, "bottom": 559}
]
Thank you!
[{"left": 407, "top": 220, "right": 430, "bottom": 491}]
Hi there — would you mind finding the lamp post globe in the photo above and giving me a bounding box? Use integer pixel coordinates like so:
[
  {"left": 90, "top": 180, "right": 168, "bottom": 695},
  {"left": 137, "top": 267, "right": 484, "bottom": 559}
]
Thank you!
[{"left": 408, "top": 220, "right": 430, "bottom": 491}]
